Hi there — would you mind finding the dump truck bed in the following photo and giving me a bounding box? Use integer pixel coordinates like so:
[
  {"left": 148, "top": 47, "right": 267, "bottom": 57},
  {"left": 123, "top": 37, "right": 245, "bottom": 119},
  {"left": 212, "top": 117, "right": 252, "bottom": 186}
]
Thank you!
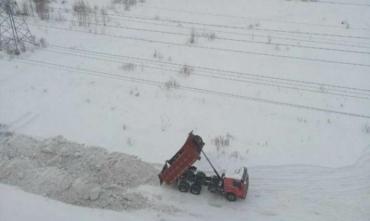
[{"left": 159, "top": 132, "right": 204, "bottom": 184}]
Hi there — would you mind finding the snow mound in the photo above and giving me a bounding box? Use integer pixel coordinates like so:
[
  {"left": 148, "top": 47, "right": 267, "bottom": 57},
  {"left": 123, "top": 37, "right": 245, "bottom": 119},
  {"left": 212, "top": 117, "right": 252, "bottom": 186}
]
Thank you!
[{"left": 0, "top": 131, "right": 160, "bottom": 211}]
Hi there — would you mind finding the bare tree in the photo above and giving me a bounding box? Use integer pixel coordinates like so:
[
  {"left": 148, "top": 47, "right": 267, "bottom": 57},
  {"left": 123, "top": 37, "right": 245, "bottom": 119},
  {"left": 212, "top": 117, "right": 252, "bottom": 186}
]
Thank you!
[
  {"left": 112, "top": 0, "right": 137, "bottom": 11},
  {"left": 33, "top": 0, "right": 50, "bottom": 20},
  {"left": 188, "top": 29, "right": 196, "bottom": 44},
  {"left": 100, "top": 8, "right": 108, "bottom": 26},
  {"left": 19, "top": 1, "right": 30, "bottom": 16},
  {"left": 73, "top": 0, "right": 92, "bottom": 26}
]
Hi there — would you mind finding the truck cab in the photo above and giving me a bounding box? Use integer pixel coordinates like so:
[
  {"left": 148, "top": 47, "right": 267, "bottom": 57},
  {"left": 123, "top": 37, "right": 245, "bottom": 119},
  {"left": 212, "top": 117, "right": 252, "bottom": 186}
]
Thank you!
[{"left": 222, "top": 167, "right": 249, "bottom": 201}]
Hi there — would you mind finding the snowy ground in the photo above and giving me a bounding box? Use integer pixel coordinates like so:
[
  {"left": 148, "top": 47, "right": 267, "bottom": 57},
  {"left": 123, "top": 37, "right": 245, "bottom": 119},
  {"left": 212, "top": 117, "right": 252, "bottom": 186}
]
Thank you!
[
  {"left": 1, "top": 132, "right": 369, "bottom": 221},
  {"left": 1, "top": 0, "right": 370, "bottom": 220}
]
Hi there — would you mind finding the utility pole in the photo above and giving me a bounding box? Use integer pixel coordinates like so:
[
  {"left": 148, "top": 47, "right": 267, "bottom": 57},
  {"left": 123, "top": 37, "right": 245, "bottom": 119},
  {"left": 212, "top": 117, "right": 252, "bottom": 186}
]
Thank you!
[{"left": 0, "top": 0, "right": 36, "bottom": 54}]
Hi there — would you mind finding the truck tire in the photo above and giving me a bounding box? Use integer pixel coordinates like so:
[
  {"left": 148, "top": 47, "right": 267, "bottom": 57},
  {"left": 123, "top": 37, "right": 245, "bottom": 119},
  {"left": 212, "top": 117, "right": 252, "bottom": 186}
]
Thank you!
[
  {"left": 184, "top": 170, "right": 196, "bottom": 182},
  {"left": 196, "top": 171, "right": 206, "bottom": 184},
  {"left": 178, "top": 181, "right": 190, "bottom": 192},
  {"left": 208, "top": 184, "right": 218, "bottom": 193},
  {"left": 196, "top": 171, "right": 206, "bottom": 178},
  {"left": 226, "top": 193, "right": 237, "bottom": 202},
  {"left": 190, "top": 184, "right": 201, "bottom": 195}
]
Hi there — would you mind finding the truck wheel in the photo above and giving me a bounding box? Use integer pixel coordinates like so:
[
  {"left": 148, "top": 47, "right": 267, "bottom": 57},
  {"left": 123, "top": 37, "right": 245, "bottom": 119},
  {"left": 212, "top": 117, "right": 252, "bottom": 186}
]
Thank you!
[
  {"left": 196, "top": 171, "right": 206, "bottom": 178},
  {"left": 184, "top": 170, "right": 196, "bottom": 182},
  {"left": 178, "top": 181, "right": 190, "bottom": 192},
  {"left": 190, "top": 184, "right": 201, "bottom": 195},
  {"left": 196, "top": 171, "right": 206, "bottom": 183},
  {"left": 226, "top": 193, "right": 237, "bottom": 202},
  {"left": 208, "top": 184, "right": 218, "bottom": 193},
  {"left": 187, "top": 173, "right": 196, "bottom": 182}
]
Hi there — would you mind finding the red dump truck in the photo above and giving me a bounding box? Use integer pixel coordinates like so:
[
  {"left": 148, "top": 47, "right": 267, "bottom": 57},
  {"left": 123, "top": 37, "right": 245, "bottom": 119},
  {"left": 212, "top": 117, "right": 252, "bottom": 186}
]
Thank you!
[{"left": 159, "top": 132, "right": 249, "bottom": 201}]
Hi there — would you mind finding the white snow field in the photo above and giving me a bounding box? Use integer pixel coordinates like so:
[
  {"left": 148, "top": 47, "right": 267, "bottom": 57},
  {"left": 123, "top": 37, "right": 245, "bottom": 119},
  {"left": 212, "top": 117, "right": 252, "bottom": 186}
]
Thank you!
[{"left": 1, "top": 0, "right": 370, "bottom": 220}]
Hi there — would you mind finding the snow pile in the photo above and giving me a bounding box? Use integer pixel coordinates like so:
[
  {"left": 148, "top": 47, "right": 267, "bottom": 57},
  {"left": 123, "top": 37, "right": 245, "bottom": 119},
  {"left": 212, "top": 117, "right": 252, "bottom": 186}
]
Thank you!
[{"left": 0, "top": 131, "right": 160, "bottom": 211}]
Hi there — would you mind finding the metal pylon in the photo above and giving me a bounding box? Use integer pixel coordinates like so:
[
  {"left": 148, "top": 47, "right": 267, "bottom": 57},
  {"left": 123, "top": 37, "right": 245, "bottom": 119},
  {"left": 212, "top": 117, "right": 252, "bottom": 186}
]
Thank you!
[{"left": 0, "top": 0, "right": 35, "bottom": 54}]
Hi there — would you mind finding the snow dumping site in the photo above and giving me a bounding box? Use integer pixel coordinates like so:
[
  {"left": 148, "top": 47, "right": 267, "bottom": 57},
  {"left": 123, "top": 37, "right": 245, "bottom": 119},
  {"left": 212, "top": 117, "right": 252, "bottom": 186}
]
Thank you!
[
  {"left": 0, "top": 130, "right": 159, "bottom": 211},
  {"left": 1, "top": 0, "right": 370, "bottom": 220}
]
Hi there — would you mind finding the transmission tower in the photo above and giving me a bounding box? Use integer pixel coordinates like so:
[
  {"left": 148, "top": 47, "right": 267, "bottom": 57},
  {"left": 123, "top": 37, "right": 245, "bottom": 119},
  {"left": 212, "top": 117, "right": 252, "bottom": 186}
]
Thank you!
[{"left": 0, "top": 0, "right": 36, "bottom": 54}]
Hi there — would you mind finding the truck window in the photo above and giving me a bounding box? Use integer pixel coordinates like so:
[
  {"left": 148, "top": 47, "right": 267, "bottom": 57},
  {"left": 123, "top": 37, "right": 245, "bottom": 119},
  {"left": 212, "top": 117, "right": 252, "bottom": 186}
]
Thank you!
[{"left": 233, "top": 180, "right": 242, "bottom": 188}]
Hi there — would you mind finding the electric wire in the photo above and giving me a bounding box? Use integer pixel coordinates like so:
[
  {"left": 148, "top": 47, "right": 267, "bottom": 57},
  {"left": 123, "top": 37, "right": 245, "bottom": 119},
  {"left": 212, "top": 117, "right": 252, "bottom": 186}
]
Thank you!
[
  {"left": 3, "top": 58, "right": 370, "bottom": 119},
  {"left": 44, "top": 45, "right": 370, "bottom": 100},
  {"left": 28, "top": 23, "right": 370, "bottom": 68}
]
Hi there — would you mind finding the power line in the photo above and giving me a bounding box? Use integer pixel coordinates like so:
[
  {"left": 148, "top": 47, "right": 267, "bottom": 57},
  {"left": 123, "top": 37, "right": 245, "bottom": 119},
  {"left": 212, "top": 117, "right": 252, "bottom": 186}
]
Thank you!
[
  {"left": 48, "top": 44, "right": 370, "bottom": 94},
  {"left": 3, "top": 57, "right": 370, "bottom": 119},
  {"left": 104, "top": 13, "right": 370, "bottom": 41},
  {"left": 44, "top": 48, "right": 370, "bottom": 100},
  {"left": 115, "top": 16, "right": 370, "bottom": 50},
  {"left": 47, "top": 7, "right": 370, "bottom": 49},
  {"left": 137, "top": 5, "right": 370, "bottom": 31},
  {"left": 28, "top": 23, "right": 370, "bottom": 68},
  {"left": 44, "top": 45, "right": 370, "bottom": 100},
  {"left": 52, "top": 6, "right": 370, "bottom": 40},
  {"left": 35, "top": 17, "right": 370, "bottom": 55},
  {"left": 316, "top": 1, "right": 370, "bottom": 7}
]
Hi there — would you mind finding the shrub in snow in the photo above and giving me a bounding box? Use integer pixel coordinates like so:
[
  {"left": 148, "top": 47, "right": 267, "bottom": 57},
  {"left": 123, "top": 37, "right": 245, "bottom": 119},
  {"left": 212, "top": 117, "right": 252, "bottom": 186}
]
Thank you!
[
  {"left": 54, "top": 8, "right": 67, "bottom": 22},
  {"left": 188, "top": 29, "right": 196, "bottom": 44},
  {"left": 33, "top": 0, "right": 50, "bottom": 20},
  {"left": 126, "top": 137, "right": 134, "bottom": 146},
  {"left": 129, "top": 87, "right": 140, "bottom": 97},
  {"left": 39, "top": 37, "right": 48, "bottom": 48},
  {"left": 164, "top": 79, "right": 180, "bottom": 90},
  {"left": 212, "top": 134, "right": 234, "bottom": 151},
  {"left": 179, "top": 65, "right": 194, "bottom": 77},
  {"left": 73, "top": 0, "right": 92, "bottom": 26},
  {"left": 121, "top": 63, "right": 137, "bottom": 71},
  {"left": 341, "top": 20, "right": 350, "bottom": 29},
  {"left": 229, "top": 151, "right": 241, "bottom": 159},
  {"left": 267, "top": 35, "right": 272, "bottom": 44},
  {"left": 100, "top": 8, "right": 108, "bottom": 26},
  {"left": 112, "top": 0, "right": 139, "bottom": 11},
  {"left": 153, "top": 50, "right": 163, "bottom": 59},
  {"left": 363, "top": 124, "right": 370, "bottom": 134},
  {"left": 18, "top": 1, "right": 31, "bottom": 16},
  {"left": 297, "top": 117, "right": 307, "bottom": 123},
  {"left": 200, "top": 32, "right": 216, "bottom": 41}
]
